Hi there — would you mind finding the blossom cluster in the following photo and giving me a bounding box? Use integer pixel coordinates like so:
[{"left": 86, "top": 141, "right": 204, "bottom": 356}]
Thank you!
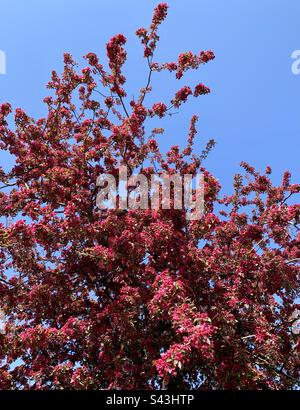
[{"left": 0, "top": 2, "right": 299, "bottom": 391}]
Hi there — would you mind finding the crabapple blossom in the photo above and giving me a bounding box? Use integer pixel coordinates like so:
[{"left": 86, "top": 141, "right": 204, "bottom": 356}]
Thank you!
[{"left": 0, "top": 3, "right": 299, "bottom": 391}]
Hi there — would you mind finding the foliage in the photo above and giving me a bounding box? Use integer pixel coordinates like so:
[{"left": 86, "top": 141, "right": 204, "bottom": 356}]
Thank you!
[{"left": 0, "top": 4, "right": 299, "bottom": 389}]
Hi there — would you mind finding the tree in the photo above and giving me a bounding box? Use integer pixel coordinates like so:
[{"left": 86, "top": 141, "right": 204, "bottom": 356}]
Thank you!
[{"left": 0, "top": 3, "right": 299, "bottom": 390}]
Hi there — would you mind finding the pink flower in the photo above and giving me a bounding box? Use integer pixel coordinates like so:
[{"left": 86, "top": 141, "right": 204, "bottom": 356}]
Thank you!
[
  {"left": 193, "top": 83, "right": 211, "bottom": 96},
  {"left": 151, "top": 102, "right": 167, "bottom": 118},
  {"left": 199, "top": 50, "right": 215, "bottom": 64},
  {"left": 172, "top": 86, "right": 192, "bottom": 107}
]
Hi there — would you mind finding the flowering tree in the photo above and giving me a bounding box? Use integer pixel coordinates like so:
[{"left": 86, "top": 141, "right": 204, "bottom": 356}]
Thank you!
[{"left": 0, "top": 4, "right": 299, "bottom": 390}]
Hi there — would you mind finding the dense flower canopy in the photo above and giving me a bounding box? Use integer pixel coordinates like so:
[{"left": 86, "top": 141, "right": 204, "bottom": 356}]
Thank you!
[{"left": 0, "top": 4, "right": 299, "bottom": 389}]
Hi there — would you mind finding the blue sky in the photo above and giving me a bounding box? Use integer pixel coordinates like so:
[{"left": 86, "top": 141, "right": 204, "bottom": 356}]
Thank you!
[{"left": 0, "top": 0, "right": 299, "bottom": 194}]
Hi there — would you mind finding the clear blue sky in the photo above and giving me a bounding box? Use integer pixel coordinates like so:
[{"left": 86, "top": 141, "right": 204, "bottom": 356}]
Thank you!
[{"left": 0, "top": 0, "right": 299, "bottom": 194}]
